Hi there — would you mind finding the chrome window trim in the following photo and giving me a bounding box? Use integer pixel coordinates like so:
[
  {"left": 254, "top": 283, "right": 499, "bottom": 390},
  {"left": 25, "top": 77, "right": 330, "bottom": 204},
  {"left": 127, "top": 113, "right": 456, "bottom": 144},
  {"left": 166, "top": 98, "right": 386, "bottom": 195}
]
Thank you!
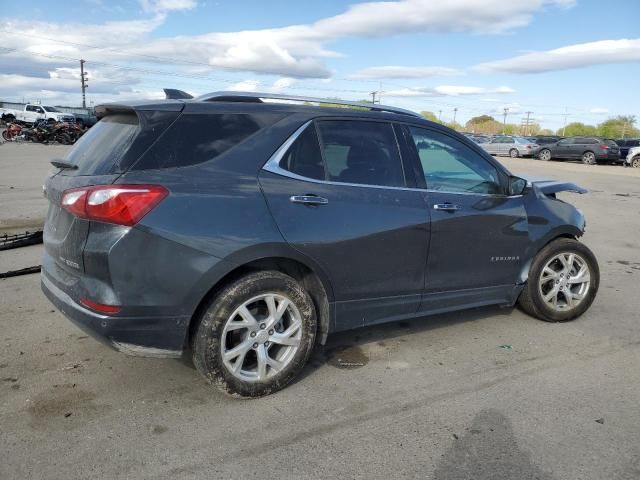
[{"left": 262, "top": 121, "right": 519, "bottom": 198}]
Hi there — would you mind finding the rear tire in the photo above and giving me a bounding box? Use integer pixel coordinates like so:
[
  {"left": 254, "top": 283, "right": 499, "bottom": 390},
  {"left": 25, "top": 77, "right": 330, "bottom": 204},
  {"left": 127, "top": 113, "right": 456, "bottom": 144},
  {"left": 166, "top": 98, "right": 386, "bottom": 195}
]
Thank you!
[
  {"left": 538, "top": 149, "right": 551, "bottom": 161},
  {"left": 509, "top": 148, "right": 519, "bottom": 158},
  {"left": 1, "top": 130, "right": 10, "bottom": 141},
  {"left": 518, "top": 238, "right": 599, "bottom": 322},
  {"left": 192, "top": 271, "right": 317, "bottom": 397},
  {"left": 582, "top": 151, "right": 596, "bottom": 165}
]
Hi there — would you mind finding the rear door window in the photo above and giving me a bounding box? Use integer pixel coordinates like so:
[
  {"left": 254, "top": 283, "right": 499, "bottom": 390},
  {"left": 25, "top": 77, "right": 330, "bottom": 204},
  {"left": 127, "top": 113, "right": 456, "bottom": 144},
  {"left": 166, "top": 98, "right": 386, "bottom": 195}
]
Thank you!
[
  {"left": 315, "top": 120, "right": 405, "bottom": 187},
  {"left": 279, "top": 124, "right": 325, "bottom": 180}
]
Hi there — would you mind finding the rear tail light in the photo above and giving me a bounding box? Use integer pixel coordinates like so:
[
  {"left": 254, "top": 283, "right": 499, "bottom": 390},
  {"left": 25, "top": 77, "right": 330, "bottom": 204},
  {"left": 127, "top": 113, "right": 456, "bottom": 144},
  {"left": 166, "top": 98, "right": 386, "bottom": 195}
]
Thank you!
[
  {"left": 599, "top": 144, "right": 609, "bottom": 150},
  {"left": 61, "top": 185, "right": 168, "bottom": 226}
]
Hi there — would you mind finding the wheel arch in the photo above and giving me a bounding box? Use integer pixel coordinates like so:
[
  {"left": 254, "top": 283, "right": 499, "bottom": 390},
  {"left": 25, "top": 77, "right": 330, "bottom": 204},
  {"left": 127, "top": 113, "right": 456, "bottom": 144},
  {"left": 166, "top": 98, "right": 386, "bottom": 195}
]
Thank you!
[
  {"left": 518, "top": 228, "right": 582, "bottom": 284},
  {"left": 188, "top": 252, "right": 334, "bottom": 348}
]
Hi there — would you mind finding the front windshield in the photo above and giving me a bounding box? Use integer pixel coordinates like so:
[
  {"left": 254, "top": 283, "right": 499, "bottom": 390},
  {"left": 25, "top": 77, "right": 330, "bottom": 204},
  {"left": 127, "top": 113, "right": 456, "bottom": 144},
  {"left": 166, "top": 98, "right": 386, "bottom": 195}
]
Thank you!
[{"left": 43, "top": 106, "right": 61, "bottom": 112}]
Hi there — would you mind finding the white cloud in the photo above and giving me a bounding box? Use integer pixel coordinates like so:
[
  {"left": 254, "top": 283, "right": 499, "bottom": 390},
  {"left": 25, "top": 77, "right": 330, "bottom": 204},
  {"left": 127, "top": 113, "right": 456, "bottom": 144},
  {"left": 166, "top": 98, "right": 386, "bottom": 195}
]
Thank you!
[
  {"left": 349, "top": 65, "right": 462, "bottom": 79},
  {"left": 139, "top": 0, "right": 197, "bottom": 14},
  {"left": 0, "top": 0, "right": 573, "bottom": 103},
  {"left": 475, "top": 38, "right": 640, "bottom": 73},
  {"left": 226, "top": 80, "right": 260, "bottom": 92},
  {"left": 2, "top": 0, "right": 572, "bottom": 82},
  {"left": 384, "top": 85, "right": 515, "bottom": 97},
  {"left": 590, "top": 107, "right": 609, "bottom": 114},
  {"left": 313, "top": 0, "right": 574, "bottom": 37},
  {"left": 270, "top": 78, "right": 296, "bottom": 92}
]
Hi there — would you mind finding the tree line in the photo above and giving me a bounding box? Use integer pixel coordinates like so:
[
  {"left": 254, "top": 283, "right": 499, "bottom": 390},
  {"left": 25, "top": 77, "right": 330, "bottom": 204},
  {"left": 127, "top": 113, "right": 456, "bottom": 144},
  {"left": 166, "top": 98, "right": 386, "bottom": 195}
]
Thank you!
[{"left": 421, "top": 111, "right": 639, "bottom": 139}]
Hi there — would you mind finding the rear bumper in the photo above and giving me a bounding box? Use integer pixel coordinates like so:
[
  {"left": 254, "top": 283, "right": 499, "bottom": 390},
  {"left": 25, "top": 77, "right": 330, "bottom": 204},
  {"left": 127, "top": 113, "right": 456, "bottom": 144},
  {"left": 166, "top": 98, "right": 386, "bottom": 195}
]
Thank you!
[{"left": 41, "top": 273, "right": 187, "bottom": 358}]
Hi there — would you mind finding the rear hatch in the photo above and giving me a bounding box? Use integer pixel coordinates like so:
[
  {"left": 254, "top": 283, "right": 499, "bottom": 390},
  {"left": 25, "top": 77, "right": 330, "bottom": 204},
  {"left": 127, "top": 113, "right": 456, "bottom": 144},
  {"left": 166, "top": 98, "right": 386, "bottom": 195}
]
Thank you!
[
  {"left": 43, "top": 103, "right": 182, "bottom": 276},
  {"left": 605, "top": 139, "right": 619, "bottom": 156}
]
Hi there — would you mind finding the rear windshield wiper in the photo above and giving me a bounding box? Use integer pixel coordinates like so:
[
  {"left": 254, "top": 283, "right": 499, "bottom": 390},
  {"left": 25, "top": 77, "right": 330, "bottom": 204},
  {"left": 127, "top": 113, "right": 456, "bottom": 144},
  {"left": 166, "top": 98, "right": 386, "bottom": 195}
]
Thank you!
[{"left": 50, "top": 159, "right": 78, "bottom": 170}]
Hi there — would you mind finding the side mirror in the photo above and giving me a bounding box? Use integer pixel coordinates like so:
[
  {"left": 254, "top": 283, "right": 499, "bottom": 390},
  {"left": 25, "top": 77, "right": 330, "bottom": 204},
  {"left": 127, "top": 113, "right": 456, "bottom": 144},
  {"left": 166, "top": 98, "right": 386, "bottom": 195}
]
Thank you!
[{"left": 509, "top": 176, "right": 528, "bottom": 196}]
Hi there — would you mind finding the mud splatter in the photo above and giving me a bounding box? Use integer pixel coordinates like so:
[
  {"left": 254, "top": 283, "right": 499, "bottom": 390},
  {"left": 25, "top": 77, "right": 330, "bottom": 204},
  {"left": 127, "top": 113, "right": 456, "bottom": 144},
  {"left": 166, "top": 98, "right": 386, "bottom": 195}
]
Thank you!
[{"left": 326, "top": 345, "right": 369, "bottom": 370}]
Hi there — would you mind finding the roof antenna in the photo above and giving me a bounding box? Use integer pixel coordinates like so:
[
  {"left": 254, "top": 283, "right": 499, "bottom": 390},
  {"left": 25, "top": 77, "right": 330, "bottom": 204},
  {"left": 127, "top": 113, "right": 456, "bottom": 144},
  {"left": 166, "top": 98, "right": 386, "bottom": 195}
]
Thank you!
[{"left": 163, "top": 88, "right": 193, "bottom": 100}]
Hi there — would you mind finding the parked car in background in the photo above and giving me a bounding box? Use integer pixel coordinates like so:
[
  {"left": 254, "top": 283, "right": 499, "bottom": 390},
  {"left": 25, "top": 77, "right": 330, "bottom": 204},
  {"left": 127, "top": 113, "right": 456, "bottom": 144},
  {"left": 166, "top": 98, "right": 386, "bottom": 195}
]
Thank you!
[
  {"left": 481, "top": 135, "right": 539, "bottom": 157},
  {"left": 532, "top": 136, "right": 561, "bottom": 145},
  {"left": 41, "top": 91, "right": 600, "bottom": 396},
  {"left": 614, "top": 139, "right": 640, "bottom": 161},
  {"left": 536, "top": 137, "right": 621, "bottom": 165},
  {"left": 73, "top": 111, "right": 98, "bottom": 128},
  {"left": 0, "top": 104, "right": 75, "bottom": 124},
  {"left": 626, "top": 146, "right": 640, "bottom": 168}
]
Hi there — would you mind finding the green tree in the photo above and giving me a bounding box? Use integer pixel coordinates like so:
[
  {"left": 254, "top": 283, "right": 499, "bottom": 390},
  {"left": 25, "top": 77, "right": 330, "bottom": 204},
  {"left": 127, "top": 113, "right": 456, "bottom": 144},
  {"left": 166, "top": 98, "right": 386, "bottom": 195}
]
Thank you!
[
  {"left": 468, "top": 115, "right": 496, "bottom": 124},
  {"left": 420, "top": 111, "right": 439, "bottom": 122},
  {"left": 597, "top": 115, "right": 639, "bottom": 139},
  {"left": 443, "top": 121, "right": 463, "bottom": 131},
  {"left": 465, "top": 115, "right": 503, "bottom": 134},
  {"left": 557, "top": 122, "right": 598, "bottom": 137}
]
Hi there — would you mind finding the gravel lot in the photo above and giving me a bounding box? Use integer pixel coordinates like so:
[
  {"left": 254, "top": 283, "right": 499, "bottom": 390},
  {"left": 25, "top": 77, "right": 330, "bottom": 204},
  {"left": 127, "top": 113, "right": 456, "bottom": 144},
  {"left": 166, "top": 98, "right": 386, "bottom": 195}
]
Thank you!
[{"left": 1, "top": 142, "right": 639, "bottom": 479}]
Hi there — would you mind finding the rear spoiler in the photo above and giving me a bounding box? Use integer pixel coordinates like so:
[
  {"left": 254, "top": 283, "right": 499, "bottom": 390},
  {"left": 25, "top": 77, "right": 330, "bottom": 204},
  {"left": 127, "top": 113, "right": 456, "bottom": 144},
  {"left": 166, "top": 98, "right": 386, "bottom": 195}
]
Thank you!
[{"left": 94, "top": 101, "right": 185, "bottom": 119}]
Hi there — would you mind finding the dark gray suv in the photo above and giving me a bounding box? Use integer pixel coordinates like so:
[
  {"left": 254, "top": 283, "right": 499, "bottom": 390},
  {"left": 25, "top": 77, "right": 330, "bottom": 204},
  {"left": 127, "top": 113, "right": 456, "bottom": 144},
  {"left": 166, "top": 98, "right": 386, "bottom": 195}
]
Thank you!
[{"left": 42, "top": 92, "right": 600, "bottom": 396}]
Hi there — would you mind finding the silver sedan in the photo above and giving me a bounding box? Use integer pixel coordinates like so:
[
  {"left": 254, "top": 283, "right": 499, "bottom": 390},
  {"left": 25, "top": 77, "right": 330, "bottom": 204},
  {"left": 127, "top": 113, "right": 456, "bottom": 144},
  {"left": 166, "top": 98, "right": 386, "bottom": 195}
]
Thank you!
[{"left": 481, "top": 136, "right": 539, "bottom": 158}]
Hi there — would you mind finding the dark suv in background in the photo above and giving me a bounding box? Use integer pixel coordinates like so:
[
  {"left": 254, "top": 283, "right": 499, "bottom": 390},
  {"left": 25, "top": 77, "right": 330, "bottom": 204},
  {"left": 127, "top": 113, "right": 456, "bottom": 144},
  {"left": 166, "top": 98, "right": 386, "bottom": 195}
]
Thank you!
[
  {"left": 41, "top": 92, "right": 600, "bottom": 396},
  {"left": 615, "top": 138, "right": 640, "bottom": 161},
  {"left": 536, "top": 137, "right": 621, "bottom": 164}
]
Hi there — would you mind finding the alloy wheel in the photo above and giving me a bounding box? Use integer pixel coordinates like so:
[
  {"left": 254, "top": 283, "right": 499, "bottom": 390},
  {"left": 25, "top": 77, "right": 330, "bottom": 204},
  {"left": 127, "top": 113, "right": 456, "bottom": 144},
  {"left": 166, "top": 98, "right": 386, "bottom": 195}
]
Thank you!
[
  {"left": 221, "top": 293, "right": 302, "bottom": 382},
  {"left": 539, "top": 150, "right": 551, "bottom": 161},
  {"left": 538, "top": 253, "right": 591, "bottom": 311},
  {"left": 509, "top": 149, "right": 519, "bottom": 158},
  {"left": 582, "top": 152, "right": 596, "bottom": 165},
  {"left": 632, "top": 157, "right": 640, "bottom": 168}
]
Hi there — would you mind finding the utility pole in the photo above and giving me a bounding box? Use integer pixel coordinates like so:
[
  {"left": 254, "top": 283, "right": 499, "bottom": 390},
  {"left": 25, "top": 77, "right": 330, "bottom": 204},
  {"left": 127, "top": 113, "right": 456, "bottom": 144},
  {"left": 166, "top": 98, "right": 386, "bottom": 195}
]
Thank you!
[
  {"left": 523, "top": 111, "right": 533, "bottom": 135},
  {"left": 561, "top": 107, "right": 569, "bottom": 137},
  {"left": 369, "top": 91, "right": 378, "bottom": 104},
  {"left": 80, "top": 59, "right": 88, "bottom": 109},
  {"left": 502, "top": 107, "right": 509, "bottom": 134},
  {"left": 453, "top": 107, "right": 458, "bottom": 124},
  {"left": 621, "top": 121, "right": 628, "bottom": 139},
  {"left": 438, "top": 110, "right": 442, "bottom": 122}
]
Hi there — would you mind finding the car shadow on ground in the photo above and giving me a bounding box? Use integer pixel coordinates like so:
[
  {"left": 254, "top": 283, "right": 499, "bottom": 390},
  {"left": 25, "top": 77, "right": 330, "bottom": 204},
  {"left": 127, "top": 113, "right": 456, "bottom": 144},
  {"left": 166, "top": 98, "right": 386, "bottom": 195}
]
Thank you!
[{"left": 295, "top": 304, "right": 516, "bottom": 384}]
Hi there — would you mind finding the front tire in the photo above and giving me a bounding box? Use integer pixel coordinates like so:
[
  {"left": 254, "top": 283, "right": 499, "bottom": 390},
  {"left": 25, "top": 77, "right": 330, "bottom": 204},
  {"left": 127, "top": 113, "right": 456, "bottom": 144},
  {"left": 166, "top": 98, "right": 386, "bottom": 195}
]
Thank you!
[
  {"left": 538, "top": 149, "right": 551, "bottom": 161},
  {"left": 192, "top": 271, "right": 317, "bottom": 397},
  {"left": 632, "top": 156, "right": 640, "bottom": 168},
  {"left": 518, "top": 238, "right": 599, "bottom": 322},
  {"left": 582, "top": 151, "right": 596, "bottom": 165}
]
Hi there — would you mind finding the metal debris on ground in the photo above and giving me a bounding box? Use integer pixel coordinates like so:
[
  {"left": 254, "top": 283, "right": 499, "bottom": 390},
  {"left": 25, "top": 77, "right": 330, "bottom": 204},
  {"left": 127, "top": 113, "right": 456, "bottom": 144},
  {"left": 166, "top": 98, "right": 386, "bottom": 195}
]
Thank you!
[
  {"left": 498, "top": 344, "right": 513, "bottom": 350},
  {"left": 0, "top": 230, "right": 43, "bottom": 251},
  {"left": 0, "top": 265, "right": 41, "bottom": 279}
]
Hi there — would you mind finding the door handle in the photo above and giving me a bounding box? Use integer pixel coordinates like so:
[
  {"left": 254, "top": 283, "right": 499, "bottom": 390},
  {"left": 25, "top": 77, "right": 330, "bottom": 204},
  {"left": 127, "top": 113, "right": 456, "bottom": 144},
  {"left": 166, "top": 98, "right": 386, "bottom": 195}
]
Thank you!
[
  {"left": 290, "top": 195, "right": 329, "bottom": 206},
  {"left": 433, "top": 203, "right": 461, "bottom": 212}
]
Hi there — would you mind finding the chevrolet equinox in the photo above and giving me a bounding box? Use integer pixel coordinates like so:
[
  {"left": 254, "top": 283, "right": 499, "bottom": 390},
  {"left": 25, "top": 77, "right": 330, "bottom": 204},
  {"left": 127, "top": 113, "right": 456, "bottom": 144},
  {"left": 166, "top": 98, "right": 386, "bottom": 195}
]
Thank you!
[{"left": 42, "top": 91, "right": 600, "bottom": 396}]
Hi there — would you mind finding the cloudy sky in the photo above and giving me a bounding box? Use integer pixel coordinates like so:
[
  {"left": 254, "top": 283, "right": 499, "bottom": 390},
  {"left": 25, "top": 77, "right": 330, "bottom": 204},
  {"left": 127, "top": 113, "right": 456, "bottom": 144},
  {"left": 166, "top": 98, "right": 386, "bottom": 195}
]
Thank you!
[{"left": 1, "top": 0, "right": 638, "bottom": 130}]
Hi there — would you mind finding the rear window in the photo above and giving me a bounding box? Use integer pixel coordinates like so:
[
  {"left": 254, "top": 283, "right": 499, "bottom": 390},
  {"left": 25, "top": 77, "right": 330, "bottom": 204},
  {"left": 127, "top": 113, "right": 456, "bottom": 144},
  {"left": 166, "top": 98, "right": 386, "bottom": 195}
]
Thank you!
[
  {"left": 62, "top": 111, "right": 179, "bottom": 175},
  {"left": 63, "top": 114, "right": 140, "bottom": 175},
  {"left": 133, "top": 112, "right": 283, "bottom": 170}
]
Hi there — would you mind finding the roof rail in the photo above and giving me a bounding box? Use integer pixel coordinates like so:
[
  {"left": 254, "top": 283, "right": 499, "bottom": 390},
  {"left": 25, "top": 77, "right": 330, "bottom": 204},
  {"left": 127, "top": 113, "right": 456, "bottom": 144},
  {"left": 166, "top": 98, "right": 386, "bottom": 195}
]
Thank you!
[{"left": 193, "top": 91, "right": 421, "bottom": 118}]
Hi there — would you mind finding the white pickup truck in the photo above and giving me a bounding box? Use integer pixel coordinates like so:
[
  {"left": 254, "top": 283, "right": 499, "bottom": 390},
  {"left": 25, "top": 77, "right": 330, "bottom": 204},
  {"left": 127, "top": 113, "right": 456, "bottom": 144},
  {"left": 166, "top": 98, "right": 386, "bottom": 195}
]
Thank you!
[{"left": 0, "top": 104, "right": 75, "bottom": 124}]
